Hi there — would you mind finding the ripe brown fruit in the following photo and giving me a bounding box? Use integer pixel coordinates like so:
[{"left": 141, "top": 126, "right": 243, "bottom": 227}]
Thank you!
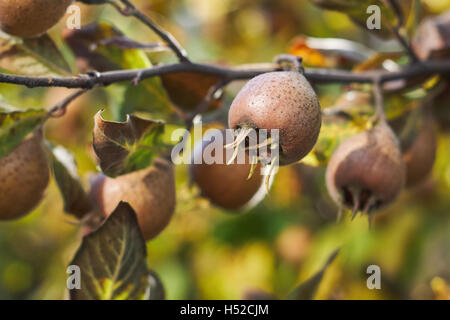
[
  {"left": 0, "top": 132, "right": 50, "bottom": 220},
  {"left": 0, "top": 0, "right": 73, "bottom": 38},
  {"left": 403, "top": 114, "right": 437, "bottom": 187},
  {"left": 190, "top": 130, "right": 265, "bottom": 210},
  {"left": 412, "top": 10, "right": 450, "bottom": 61},
  {"left": 228, "top": 71, "right": 321, "bottom": 166},
  {"left": 89, "top": 158, "right": 176, "bottom": 240},
  {"left": 160, "top": 72, "right": 223, "bottom": 113},
  {"left": 326, "top": 122, "right": 405, "bottom": 217}
]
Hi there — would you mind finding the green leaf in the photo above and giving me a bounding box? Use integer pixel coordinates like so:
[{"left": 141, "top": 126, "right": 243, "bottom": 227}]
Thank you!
[
  {"left": 50, "top": 145, "right": 93, "bottom": 218},
  {"left": 116, "top": 79, "right": 173, "bottom": 121},
  {"left": 0, "top": 108, "right": 47, "bottom": 160},
  {"left": 93, "top": 110, "right": 167, "bottom": 177},
  {"left": 0, "top": 34, "right": 71, "bottom": 76},
  {"left": 69, "top": 202, "right": 152, "bottom": 300},
  {"left": 310, "top": 0, "right": 413, "bottom": 39},
  {"left": 287, "top": 249, "right": 340, "bottom": 300}
]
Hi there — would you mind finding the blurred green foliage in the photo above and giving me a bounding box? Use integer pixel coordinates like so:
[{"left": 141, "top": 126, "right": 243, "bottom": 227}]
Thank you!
[{"left": 0, "top": 0, "right": 449, "bottom": 300}]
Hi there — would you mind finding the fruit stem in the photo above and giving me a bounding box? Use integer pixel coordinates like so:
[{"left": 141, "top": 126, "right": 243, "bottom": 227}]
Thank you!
[
  {"left": 274, "top": 54, "right": 304, "bottom": 74},
  {"left": 373, "top": 78, "right": 387, "bottom": 124}
]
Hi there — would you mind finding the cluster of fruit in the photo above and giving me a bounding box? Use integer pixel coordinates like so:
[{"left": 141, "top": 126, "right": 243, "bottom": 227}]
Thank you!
[{"left": 0, "top": 1, "right": 444, "bottom": 242}]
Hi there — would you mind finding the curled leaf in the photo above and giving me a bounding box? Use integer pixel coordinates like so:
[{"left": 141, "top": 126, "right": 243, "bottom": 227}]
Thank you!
[{"left": 93, "top": 111, "right": 166, "bottom": 177}]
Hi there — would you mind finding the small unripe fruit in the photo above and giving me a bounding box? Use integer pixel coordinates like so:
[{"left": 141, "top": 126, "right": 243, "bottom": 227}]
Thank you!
[
  {"left": 403, "top": 114, "right": 437, "bottom": 187},
  {"left": 228, "top": 71, "right": 321, "bottom": 165},
  {"left": 90, "top": 158, "right": 176, "bottom": 240},
  {"left": 0, "top": 0, "right": 73, "bottom": 38},
  {"left": 190, "top": 130, "right": 265, "bottom": 210},
  {"left": 0, "top": 133, "right": 50, "bottom": 220},
  {"left": 326, "top": 122, "right": 405, "bottom": 215}
]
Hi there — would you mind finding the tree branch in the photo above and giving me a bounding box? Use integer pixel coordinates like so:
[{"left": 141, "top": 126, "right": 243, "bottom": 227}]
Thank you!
[
  {"left": 47, "top": 89, "right": 89, "bottom": 118},
  {"left": 1, "top": 59, "right": 450, "bottom": 89},
  {"left": 387, "top": 0, "right": 420, "bottom": 63},
  {"left": 112, "top": 0, "right": 190, "bottom": 63}
]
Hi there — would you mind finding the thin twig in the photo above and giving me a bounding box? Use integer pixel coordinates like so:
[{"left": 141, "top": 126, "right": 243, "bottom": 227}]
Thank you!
[
  {"left": 47, "top": 89, "right": 89, "bottom": 118},
  {"left": 186, "top": 78, "right": 231, "bottom": 130},
  {"left": 387, "top": 0, "right": 420, "bottom": 63},
  {"left": 113, "top": 0, "right": 190, "bottom": 63},
  {"left": 373, "top": 76, "right": 386, "bottom": 123}
]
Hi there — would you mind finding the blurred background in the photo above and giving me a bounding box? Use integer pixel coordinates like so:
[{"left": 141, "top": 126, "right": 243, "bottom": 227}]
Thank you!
[{"left": 0, "top": 0, "right": 449, "bottom": 299}]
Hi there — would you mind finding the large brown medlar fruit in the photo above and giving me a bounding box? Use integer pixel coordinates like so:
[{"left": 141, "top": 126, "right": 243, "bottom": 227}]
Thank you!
[
  {"left": 0, "top": 132, "right": 50, "bottom": 220},
  {"left": 326, "top": 122, "right": 405, "bottom": 218},
  {"left": 190, "top": 130, "right": 265, "bottom": 211},
  {"left": 0, "top": 0, "right": 73, "bottom": 38},
  {"left": 89, "top": 158, "right": 176, "bottom": 240},
  {"left": 228, "top": 71, "right": 322, "bottom": 166}
]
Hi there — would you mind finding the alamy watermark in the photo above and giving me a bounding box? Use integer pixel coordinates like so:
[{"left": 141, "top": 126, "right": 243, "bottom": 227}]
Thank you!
[
  {"left": 367, "top": 265, "right": 381, "bottom": 290},
  {"left": 66, "top": 5, "right": 81, "bottom": 30},
  {"left": 367, "top": 5, "right": 381, "bottom": 30},
  {"left": 67, "top": 265, "right": 81, "bottom": 290}
]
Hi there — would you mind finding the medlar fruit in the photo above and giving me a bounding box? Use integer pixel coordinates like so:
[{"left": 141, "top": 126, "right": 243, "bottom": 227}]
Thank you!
[
  {"left": 228, "top": 71, "right": 321, "bottom": 166},
  {"left": 326, "top": 122, "right": 405, "bottom": 219},
  {"left": 0, "top": 0, "right": 73, "bottom": 38},
  {"left": 0, "top": 132, "right": 50, "bottom": 220},
  {"left": 190, "top": 130, "right": 265, "bottom": 210},
  {"left": 89, "top": 158, "right": 176, "bottom": 240},
  {"left": 160, "top": 72, "right": 223, "bottom": 113},
  {"left": 412, "top": 10, "right": 450, "bottom": 61},
  {"left": 402, "top": 114, "right": 437, "bottom": 187}
]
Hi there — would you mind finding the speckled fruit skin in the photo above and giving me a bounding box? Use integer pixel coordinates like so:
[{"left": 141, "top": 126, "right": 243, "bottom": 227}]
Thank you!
[
  {"left": 403, "top": 115, "right": 437, "bottom": 187},
  {"left": 90, "top": 158, "right": 176, "bottom": 241},
  {"left": 0, "top": 133, "right": 50, "bottom": 220},
  {"left": 0, "top": 0, "right": 73, "bottom": 38},
  {"left": 326, "top": 122, "right": 406, "bottom": 212},
  {"left": 228, "top": 71, "right": 322, "bottom": 166},
  {"left": 190, "top": 130, "right": 264, "bottom": 210}
]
